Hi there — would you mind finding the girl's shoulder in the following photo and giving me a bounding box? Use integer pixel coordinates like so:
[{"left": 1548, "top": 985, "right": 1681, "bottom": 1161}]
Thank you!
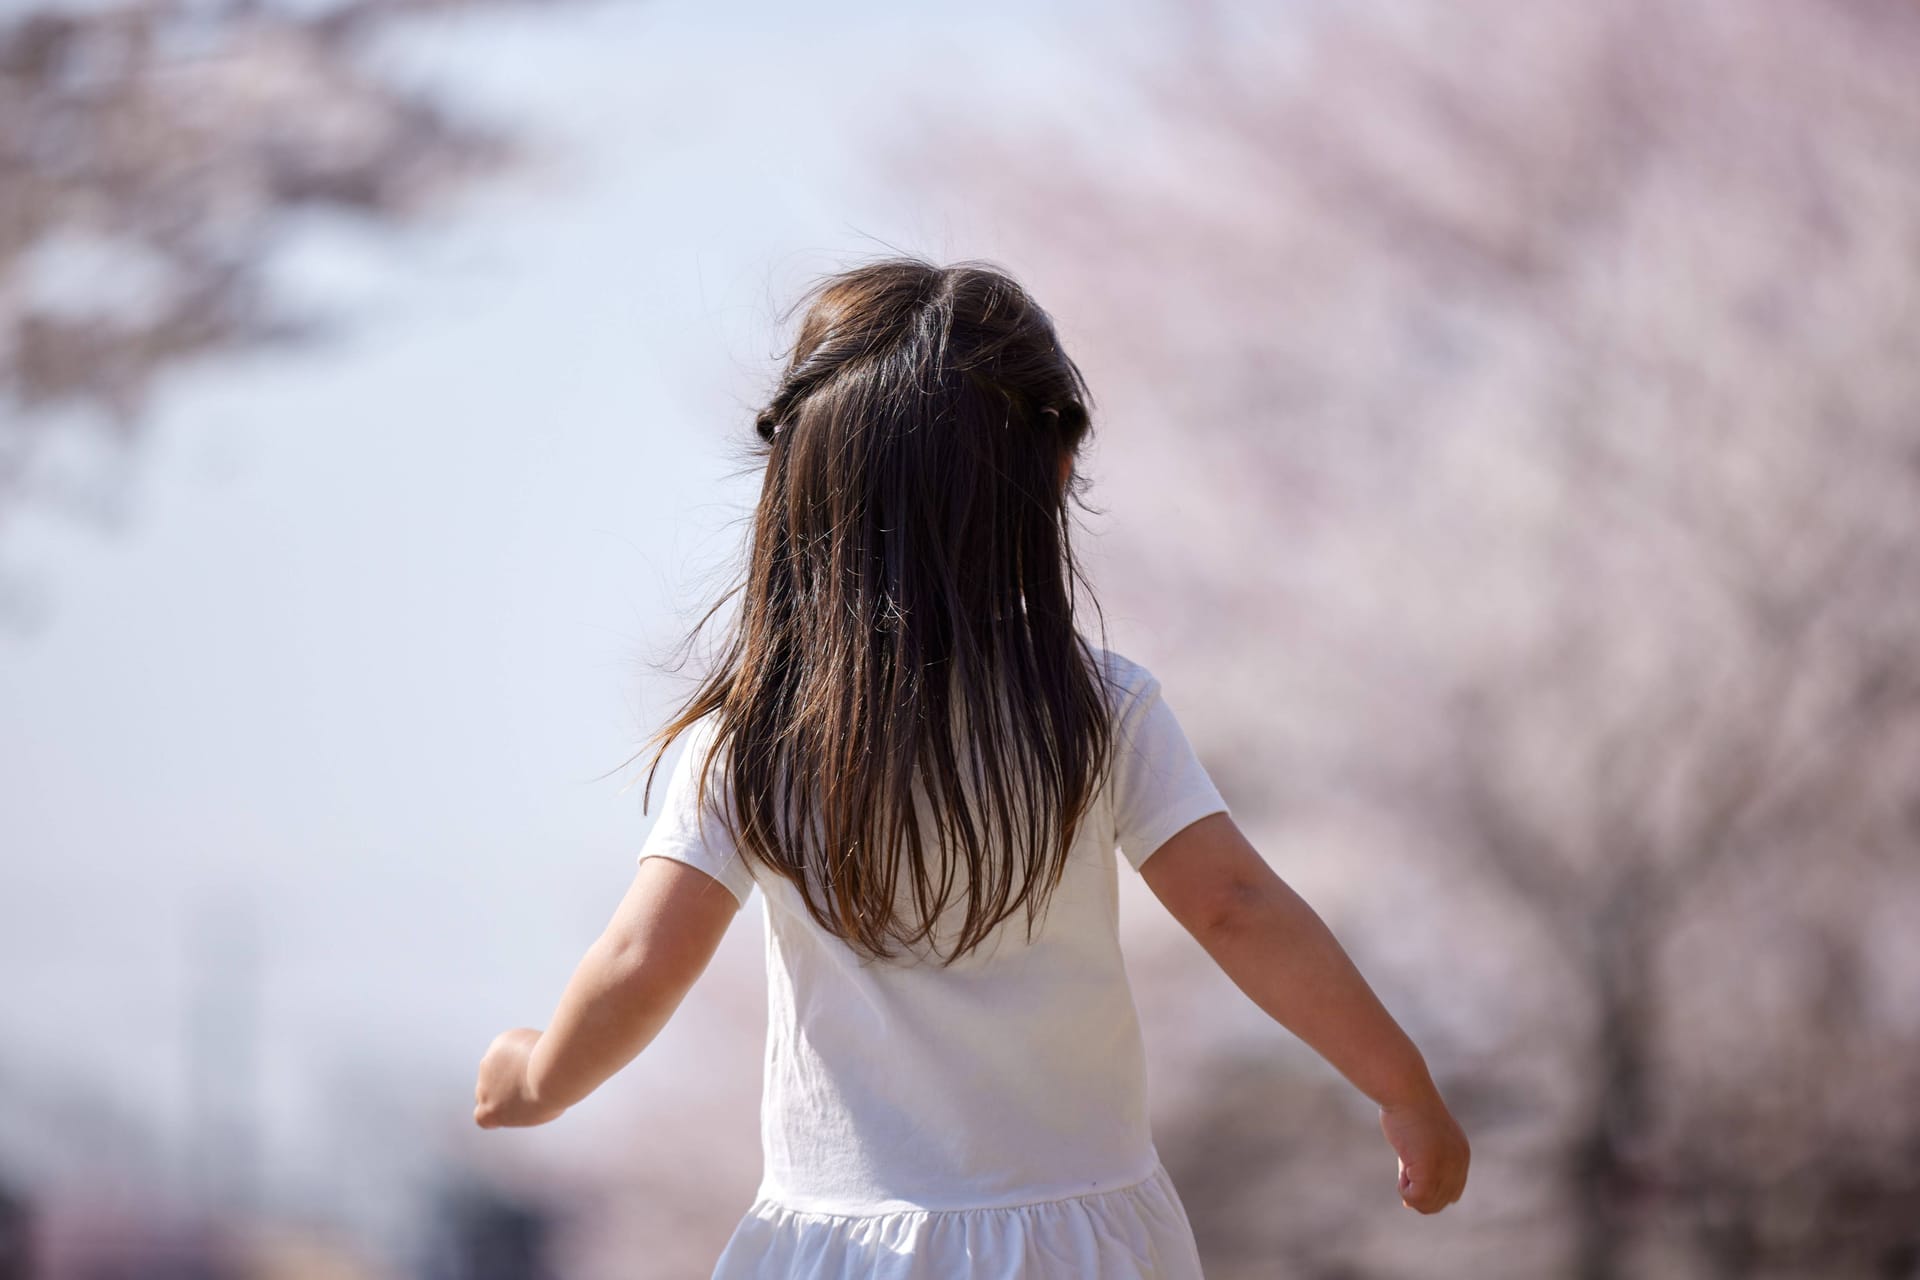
[{"left": 1082, "top": 642, "right": 1163, "bottom": 714}]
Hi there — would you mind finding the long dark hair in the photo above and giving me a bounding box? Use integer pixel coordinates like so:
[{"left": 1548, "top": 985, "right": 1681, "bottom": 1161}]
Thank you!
[{"left": 636, "top": 255, "right": 1115, "bottom": 965}]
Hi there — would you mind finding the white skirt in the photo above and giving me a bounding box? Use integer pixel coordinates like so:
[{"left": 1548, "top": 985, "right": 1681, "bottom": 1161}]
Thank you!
[{"left": 709, "top": 1163, "right": 1205, "bottom": 1279}]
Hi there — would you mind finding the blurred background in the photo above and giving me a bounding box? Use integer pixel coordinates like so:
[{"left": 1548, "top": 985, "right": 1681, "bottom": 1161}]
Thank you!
[{"left": 4, "top": 0, "right": 1918, "bottom": 1276}]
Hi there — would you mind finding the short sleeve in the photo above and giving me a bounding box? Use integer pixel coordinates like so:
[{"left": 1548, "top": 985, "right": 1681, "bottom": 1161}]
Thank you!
[
  {"left": 636, "top": 718, "right": 757, "bottom": 909},
  {"left": 1110, "top": 672, "right": 1230, "bottom": 872}
]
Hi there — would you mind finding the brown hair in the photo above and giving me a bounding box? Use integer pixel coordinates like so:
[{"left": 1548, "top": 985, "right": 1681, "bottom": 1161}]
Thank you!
[{"left": 636, "top": 255, "right": 1115, "bottom": 965}]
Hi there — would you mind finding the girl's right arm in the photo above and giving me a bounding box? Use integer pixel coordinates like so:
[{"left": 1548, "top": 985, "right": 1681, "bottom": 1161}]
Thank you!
[{"left": 1138, "top": 812, "right": 1470, "bottom": 1214}]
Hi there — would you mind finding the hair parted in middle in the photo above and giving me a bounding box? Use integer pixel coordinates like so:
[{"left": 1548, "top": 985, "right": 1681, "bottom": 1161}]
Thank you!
[{"left": 637, "top": 254, "right": 1117, "bottom": 966}]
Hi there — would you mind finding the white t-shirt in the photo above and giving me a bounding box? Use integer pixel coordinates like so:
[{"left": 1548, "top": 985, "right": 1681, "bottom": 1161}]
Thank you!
[{"left": 637, "top": 646, "right": 1229, "bottom": 1273}]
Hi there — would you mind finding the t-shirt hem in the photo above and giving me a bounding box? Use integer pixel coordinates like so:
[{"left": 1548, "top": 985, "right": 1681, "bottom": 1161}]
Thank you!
[
  {"left": 750, "top": 1155, "right": 1168, "bottom": 1219},
  {"left": 1126, "top": 799, "right": 1231, "bottom": 872},
  {"left": 637, "top": 845, "right": 755, "bottom": 909}
]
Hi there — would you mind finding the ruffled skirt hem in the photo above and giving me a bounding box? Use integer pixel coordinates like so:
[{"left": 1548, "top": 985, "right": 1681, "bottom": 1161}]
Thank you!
[{"left": 709, "top": 1163, "right": 1204, "bottom": 1279}]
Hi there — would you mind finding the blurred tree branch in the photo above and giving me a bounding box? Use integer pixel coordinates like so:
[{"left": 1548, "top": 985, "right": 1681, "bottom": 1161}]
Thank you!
[{"left": 0, "top": 0, "right": 584, "bottom": 626}]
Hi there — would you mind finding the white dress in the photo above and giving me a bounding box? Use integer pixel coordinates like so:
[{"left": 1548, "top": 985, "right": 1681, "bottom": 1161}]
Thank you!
[{"left": 638, "top": 647, "right": 1229, "bottom": 1279}]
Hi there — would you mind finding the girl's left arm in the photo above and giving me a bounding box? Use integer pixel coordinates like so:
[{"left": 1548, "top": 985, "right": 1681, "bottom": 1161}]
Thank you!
[{"left": 473, "top": 856, "right": 741, "bottom": 1128}]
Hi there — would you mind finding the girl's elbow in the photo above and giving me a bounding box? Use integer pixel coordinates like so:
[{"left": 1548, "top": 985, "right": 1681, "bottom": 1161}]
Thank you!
[{"left": 1195, "top": 875, "right": 1276, "bottom": 942}]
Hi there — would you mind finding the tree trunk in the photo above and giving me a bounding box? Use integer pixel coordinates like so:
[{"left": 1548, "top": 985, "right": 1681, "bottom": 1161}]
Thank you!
[{"left": 1571, "top": 910, "right": 1652, "bottom": 1280}]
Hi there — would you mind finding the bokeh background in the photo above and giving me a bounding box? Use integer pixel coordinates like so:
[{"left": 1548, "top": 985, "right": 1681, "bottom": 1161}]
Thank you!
[{"left": 5, "top": 0, "right": 1919, "bottom": 1276}]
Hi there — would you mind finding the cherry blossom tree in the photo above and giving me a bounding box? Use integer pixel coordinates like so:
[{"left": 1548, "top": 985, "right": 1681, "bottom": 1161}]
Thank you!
[{"left": 904, "top": 2, "right": 1920, "bottom": 1274}]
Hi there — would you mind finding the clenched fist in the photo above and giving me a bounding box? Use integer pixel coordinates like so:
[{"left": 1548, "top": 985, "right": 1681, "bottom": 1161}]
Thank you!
[
  {"left": 473, "top": 1027, "right": 568, "bottom": 1130},
  {"left": 1379, "top": 1092, "right": 1470, "bottom": 1213}
]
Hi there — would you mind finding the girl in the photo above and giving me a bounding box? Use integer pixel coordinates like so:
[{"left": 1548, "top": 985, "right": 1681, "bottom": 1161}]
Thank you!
[{"left": 474, "top": 257, "right": 1470, "bottom": 1277}]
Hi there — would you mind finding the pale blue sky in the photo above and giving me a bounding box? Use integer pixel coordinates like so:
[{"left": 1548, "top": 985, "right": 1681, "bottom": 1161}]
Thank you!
[{"left": 0, "top": 0, "right": 1169, "bottom": 1237}]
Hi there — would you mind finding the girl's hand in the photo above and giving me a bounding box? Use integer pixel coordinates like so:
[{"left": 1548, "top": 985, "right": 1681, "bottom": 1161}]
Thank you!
[
  {"left": 474, "top": 1028, "right": 568, "bottom": 1129},
  {"left": 1379, "top": 1091, "right": 1470, "bottom": 1213}
]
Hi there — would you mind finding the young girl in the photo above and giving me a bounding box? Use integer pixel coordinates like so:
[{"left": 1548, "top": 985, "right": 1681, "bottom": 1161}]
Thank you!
[{"left": 474, "top": 257, "right": 1470, "bottom": 1277}]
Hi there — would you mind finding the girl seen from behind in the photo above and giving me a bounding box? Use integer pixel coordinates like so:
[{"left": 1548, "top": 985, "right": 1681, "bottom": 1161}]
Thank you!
[{"left": 473, "top": 257, "right": 1470, "bottom": 1277}]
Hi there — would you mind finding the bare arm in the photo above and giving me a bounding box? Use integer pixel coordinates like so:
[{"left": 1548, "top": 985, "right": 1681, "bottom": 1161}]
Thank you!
[
  {"left": 1139, "top": 812, "right": 1470, "bottom": 1212},
  {"left": 474, "top": 856, "right": 739, "bottom": 1127}
]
